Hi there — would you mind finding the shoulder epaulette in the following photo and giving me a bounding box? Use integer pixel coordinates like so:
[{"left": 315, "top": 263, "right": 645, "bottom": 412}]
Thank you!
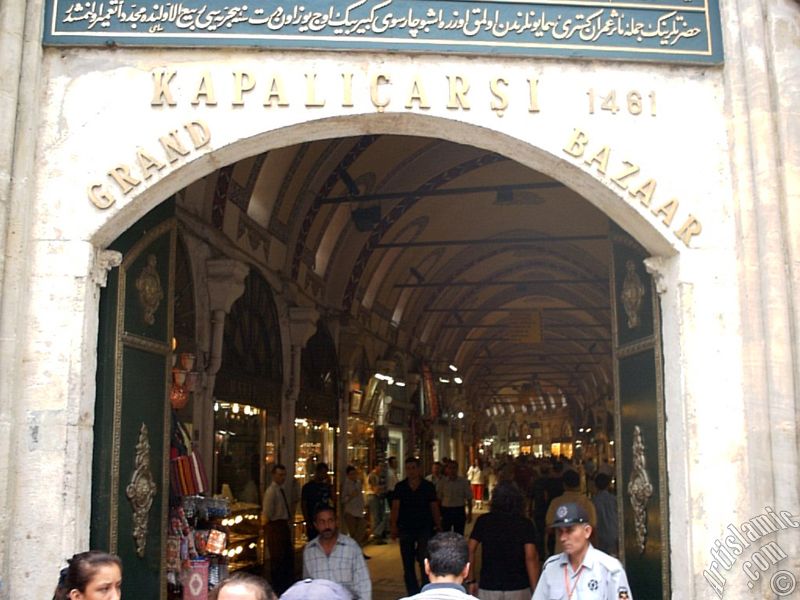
[
  {"left": 542, "top": 554, "right": 563, "bottom": 570},
  {"left": 595, "top": 551, "right": 623, "bottom": 574}
]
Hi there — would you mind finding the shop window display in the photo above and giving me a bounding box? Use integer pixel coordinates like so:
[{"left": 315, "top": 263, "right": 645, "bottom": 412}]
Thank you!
[
  {"left": 347, "top": 417, "right": 373, "bottom": 473},
  {"left": 213, "top": 401, "right": 279, "bottom": 571}
]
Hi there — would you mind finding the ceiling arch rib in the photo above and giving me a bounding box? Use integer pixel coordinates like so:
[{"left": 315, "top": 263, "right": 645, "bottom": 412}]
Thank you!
[{"left": 406, "top": 247, "right": 609, "bottom": 353}]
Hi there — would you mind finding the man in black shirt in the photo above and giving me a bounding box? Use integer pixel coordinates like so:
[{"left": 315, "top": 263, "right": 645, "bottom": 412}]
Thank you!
[
  {"left": 301, "top": 462, "right": 333, "bottom": 541},
  {"left": 390, "top": 456, "right": 443, "bottom": 595}
]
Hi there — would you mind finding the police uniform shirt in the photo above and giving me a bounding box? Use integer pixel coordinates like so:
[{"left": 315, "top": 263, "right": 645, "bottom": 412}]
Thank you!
[{"left": 532, "top": 544, "right": 632, "bottom": 600}]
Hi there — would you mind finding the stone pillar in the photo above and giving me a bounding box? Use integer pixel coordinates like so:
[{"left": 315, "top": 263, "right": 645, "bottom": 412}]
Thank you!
[
  {"left": 281, "top": 307, "right": 319, "bottom": 478},
  {"left": 718, "top": 1, "right": 800, "bottom": 596},
  {"left": 0, "top": 3, "right": 45, "bottom": 596},
  {"left": 202, "top": 258, "right": 249, "bottom": 473}
]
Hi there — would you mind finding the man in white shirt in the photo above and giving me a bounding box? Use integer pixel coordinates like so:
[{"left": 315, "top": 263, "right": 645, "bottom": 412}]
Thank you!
[
  {"left": 302, "top": 505, "right": 372, "bottom": 600},
  {"left": 435, "top": 461, "right": 472, "bottom": 535},
  {"left": 342, "top": 465, "right": 369, "bottom": 549},
  {"left": 262, "top": 464, "right": 296, "bottom": 594},
  {"left": 533, "top": 503, "right": 632, "bottom": 600}
]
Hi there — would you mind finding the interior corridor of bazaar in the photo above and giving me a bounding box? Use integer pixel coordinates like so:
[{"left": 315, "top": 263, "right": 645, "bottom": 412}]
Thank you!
[{"left": 95, "top": 132, "right": 667, "bottom": 598}]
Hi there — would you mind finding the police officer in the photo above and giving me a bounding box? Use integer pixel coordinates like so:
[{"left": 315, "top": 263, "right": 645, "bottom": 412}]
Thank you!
[{"left": 533, "top": 502, "right": 633, "bottom": 600}]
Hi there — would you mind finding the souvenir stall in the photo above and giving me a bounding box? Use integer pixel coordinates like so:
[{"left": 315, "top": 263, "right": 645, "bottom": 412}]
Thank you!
[{"left": 166, "top": 236, "right": 234, "bottom": 599}]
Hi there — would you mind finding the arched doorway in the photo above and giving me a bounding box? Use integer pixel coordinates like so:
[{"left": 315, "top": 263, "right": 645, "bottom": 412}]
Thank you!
[{"left": 90, "top": 125, "right": 676, "bottom": 598}]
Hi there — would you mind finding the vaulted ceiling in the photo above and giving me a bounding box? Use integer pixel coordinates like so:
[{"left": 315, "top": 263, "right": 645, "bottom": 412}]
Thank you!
[{"left": 185, "top": 134, "right": 614, "bottom": 412}]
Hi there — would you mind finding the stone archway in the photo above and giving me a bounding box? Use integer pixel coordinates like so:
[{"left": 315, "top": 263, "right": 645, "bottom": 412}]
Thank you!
[{"left": 21, "top": 93, "right": 701, "bottom": 597}]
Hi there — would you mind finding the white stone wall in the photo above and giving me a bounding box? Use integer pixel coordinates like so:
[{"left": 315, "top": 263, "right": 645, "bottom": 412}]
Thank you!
[{"left": 0, "top": 1, "right": 798, "bottom": 598}]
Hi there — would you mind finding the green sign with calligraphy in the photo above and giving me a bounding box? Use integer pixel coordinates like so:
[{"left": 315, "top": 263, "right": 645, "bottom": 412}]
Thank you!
[{"left": 43, "top": 0, "right": 723, "bottom": 64}]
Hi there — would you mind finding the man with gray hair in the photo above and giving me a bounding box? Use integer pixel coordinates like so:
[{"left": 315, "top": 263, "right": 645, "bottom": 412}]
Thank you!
[{"left": 533, "top": 503, "right": 632, "bottom": 600}]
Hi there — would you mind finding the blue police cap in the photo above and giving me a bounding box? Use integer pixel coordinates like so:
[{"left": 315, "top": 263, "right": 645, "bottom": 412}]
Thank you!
[{"left": 549, "top": 502, "right": 590, "bottom": 528}]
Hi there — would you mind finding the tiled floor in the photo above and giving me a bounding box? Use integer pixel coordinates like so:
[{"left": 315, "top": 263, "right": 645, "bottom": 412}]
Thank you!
[{"left": 366, "top": 538, "right": 410, "bottom": 600}]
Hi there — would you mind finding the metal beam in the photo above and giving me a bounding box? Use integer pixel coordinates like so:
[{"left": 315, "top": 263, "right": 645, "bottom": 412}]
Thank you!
[
  {"left": 471, "top": 352, "right": 606, "bottom": 358},
  {"left": 462, "top": 337, "right": 611, "bottom": 342},
  {"left": 425, "top": 307, "right": 611, "bottom": 312},
  {"left": 315, "top": 181, "right": 564, "bottom": 204},
  {"left": 441, "top": 323, "right": 609, "bottom": 329},
  {"left": 477, "top": 368, "right": 590, "bottom": 372},
  {"left": 467, "top": 356, "right": 610, "bottom": 372},
  {"left": 396, "top": 278, "right": 608, "bottom": 288},
  {"left": 376, "top": 234, "right": 606, "bottom": 248}
]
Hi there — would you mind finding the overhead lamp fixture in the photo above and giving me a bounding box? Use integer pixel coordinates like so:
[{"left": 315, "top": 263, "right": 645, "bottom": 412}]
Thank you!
[
  {"left": 449, "top": 364, "right": 459, "bottom": 372},
  {"left": 439, "top": 377, "right": 450, "bottom": 384},
  {"left": 453, "top": 376, "right": 463, "bottom": 384},
  {"left": 394, "top": 381, "right": 406, "bottom": 387},
  {"left": 375, "top": 373, "right": 395, "bottom": 384},
  {"left": 457, "top": 411, "right": 465, "bottom": 419}
]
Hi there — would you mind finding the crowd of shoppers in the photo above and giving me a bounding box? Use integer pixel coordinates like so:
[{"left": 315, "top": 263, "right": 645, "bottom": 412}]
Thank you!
[{"left": 56, "top": 453, "right": 624, "bottom": 600}]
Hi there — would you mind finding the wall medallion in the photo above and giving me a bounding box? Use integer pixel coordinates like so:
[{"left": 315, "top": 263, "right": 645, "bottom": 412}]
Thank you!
[
  {"left": 135, "top": 254, "right": 164, "bottom": 325},
  {"left": 621, "top": 259, "right": 645, "bottom": 329},
  {"left": 628, "top": 425, "right": 654, "bottom": 555},
  {"left": 126, "top": 423, "right": 158, "bottom": 558}
]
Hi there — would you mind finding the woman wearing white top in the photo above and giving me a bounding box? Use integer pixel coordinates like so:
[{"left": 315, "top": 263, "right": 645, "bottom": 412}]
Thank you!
[{"left": 466, "top": 460, "right": 485, "bottom": 509}]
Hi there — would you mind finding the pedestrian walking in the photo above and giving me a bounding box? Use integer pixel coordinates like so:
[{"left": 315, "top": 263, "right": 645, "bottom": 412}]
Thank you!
[
  {"left": 398, "top": 532, "right": 475, "bottom": 600},
  {"left": 366, "top": 463, "right": 387, "bottom": 544},
  {"left": 544, "top": 469, "right": 597, "bottom": 556},
  {"left": 53, "top": 551, "right": 122, "bottom": 600},
  {"left": 342, "top": 465, "right": 369, "bottom": 549},
  {"left": 467, "top": 481, "right": 540, "bottom": 599},
  {"left": 591, "top": 473, "right": 618, "bottom": 556},
  {"left": 467, "top": 459, "right": 485, "bottom": 509},
  {"left": 390, "top": 456, "right": 443, "bottom": 595},
  {"left": 301, "top": 462, "right": 333, "bottom": 541},
  {"left": 435, "top": 461, "right": 472, "bottom": 535},
  {"left": 262, "top": 463, "right": 296, "bottom": 594},
  {"left": 302, "top": 505, "right": 372, "bottom": 600},
  {"left": 210, "top": 572, "right": 277, "bottom": 600}
]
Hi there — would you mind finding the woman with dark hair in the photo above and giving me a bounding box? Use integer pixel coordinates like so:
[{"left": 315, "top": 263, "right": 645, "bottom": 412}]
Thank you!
[
  {"left": 467, "top": 481, "right": 540, "bottom": 600},
  {"left": 53, "top": 551, "right": 122, "bottom": 600},
  {"left": 210, "top": 572, "right": 277, "bottom": 600}
]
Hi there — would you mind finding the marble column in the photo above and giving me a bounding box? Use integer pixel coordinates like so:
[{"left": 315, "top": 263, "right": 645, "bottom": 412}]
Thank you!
[
  {"left": 202, "top": 258, "right": 250, "bottom": 472},
  {"left": 281, "top": 307, "right": 319, "bottom": 477}
]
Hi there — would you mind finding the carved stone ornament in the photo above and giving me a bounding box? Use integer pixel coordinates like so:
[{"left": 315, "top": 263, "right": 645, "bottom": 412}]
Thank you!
[
  {"left": 627, "top": 425, "right": 654, "bottom": 555},
  {"left": 90, "top": 249, "right": 122, "bottom": 288},
  {"left": 621, "top": 259, "right": 645, "bottom": 329},
  {"left": 135, "top": 254, "right": 164, "bottom": 325},
  {"left": 643, "top": 256, "right": 668, "bottom": 295},
  {"left": 126, "top": 423, "right": 158, "bottom": 558}
]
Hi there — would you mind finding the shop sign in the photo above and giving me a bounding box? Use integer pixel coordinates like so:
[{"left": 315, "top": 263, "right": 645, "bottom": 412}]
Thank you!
[{"left": 43, "top": 0, "right": 722, "bottom": 64}]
